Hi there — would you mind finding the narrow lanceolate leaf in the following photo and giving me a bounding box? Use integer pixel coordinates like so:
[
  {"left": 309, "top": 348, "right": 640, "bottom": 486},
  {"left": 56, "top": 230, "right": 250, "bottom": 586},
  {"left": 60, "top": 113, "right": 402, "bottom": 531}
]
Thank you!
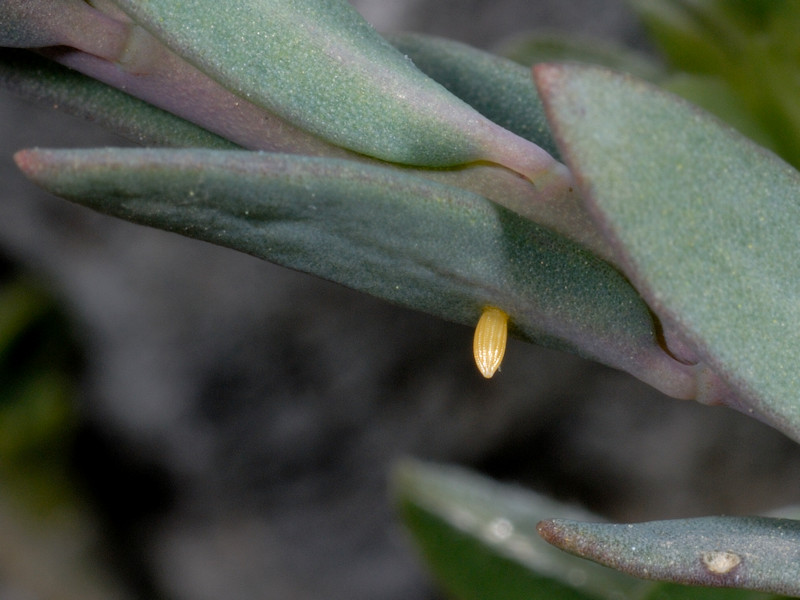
[
  {"left": 14, "top": 148, "right": 691, "bottom": 396},
  {"left": 0, "top": 54, "right": 596, "bottom": 262},
  {"left": 394, "top": 460, "right": 650, "bottom": 600},
  {"left": 538, "top": 517, "right": 800, "bottom": 596},
  {"left": 0, "top": 0, "right": 127, "bottom": 55},
  {"left": 535, "top": 63, "right": 800, "bottom": 443},
  {"left": 383, "top": 33, "right": 611, "bottom": 260},
  {"left": 386, "top": 33, "right": 560, "bottom": 159},
  {"left": 106, "top": 0, "right": 564, "bottom": 181},
  {"left": 0, "top": 49, "right": 236, "bottom": 149}
]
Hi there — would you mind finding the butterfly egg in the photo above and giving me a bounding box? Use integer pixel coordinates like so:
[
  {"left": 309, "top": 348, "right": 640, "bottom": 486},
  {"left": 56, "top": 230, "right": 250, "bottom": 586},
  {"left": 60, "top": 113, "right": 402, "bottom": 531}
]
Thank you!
[{"left": 473, "top": 307, "right": 509, "bottom": 378}]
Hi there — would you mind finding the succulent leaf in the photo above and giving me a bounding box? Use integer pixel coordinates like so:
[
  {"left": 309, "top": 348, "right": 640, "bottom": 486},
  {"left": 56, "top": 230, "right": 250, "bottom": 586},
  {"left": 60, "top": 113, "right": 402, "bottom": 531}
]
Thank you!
[
  {"left": 14, "top": 147, "right": 690, "bottom": 396},
  {"left": 393, "top": 459, "right": 648, "bottom": 600},
  {"left": 38, "top": 37, "right": 355, "bottom": 157},
  {"left": 383, "top": 33, "right": 611, "bottom": 257},
  {"left": 104, "top": 0, "right": 564, "bottom": 180},
  {"left": 387, "top": 32, "right": 560, "bottom": 159},
  {"left": 396, "top": 461, "right": 786, "bottom": 600},
  {"left": 0, "top": 0, "right": 127, "bottom": 53},
  {"left": 538, "top": 516, "right": 800, "bottom": 596},
  {"left": 535, "top": 63, "right": 800, "bottom": 443},
  {"left": 0, "top": 49, "right": 236, "bottom": 149}
]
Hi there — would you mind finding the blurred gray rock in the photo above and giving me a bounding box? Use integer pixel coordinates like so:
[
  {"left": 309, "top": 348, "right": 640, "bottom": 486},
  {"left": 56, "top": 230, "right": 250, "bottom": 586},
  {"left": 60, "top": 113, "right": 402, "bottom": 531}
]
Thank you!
[{"left": 2, "top": 2, "right": 800, "bottom": 600}]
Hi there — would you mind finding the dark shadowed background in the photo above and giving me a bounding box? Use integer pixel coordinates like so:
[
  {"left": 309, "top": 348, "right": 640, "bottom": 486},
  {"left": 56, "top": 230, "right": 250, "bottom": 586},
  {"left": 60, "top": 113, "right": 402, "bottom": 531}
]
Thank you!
[{"left": 2, "top": 1, "right": 800, "bottom": 599}]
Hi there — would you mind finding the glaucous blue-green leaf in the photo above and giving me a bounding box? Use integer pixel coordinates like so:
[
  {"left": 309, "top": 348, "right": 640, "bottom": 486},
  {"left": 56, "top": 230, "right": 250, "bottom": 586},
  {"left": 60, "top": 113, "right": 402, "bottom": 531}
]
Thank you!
[
  {"left": 6, "top": 0, "right": 559, "bottom": 172},
  {"left": 14, "top": 147, "right": 691, "bottom": 396},
  {"left": 30, "top": 37, "right": 354, "bottom": 158},
  {"left": 0, "top": 45, "right": 595, "bottom": 260},
  {"left": 0, "top": 49, "right": 598, "bottom": 261},
  {"left": 535, "top": 63, "right": 800, "bottom": 443},
  {"left": 538, "top": 516, "right": 800, "bottom": 596},
  {"left": 395, "top": 461, "right": 783, "bottom": 600},
  {"left": 384, "top": 33, "right": 614, "bottom": 258},
  {"left": 659, "top": 73, "right": 773, "bottom": 150},
  {"left": 0, "top": 49, "right": 236, "bottom": 149},
  {"left": 106, "top": 0, "right": 562, "bottom": 181},
  {"left": 0, "top": 5, "right": 595, "bottom": 260},
  {"left": 0, "top": 0, "right": 126, "bottom": 52},
  {"left": 386, "top": 32, "right": 560, "bottom": 159},
  {"left": 393, "top": 459, "right": 648, "bottom": 600}
]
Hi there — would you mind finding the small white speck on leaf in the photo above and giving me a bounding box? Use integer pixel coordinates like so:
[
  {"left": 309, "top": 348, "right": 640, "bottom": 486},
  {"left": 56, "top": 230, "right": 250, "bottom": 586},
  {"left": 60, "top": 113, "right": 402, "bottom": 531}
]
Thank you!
[
  {"left": 484, "top": 518, "right": 513, "bottom": 542},
  {"left": 701, "top": 551, "right": 741, "bottom": 574}
]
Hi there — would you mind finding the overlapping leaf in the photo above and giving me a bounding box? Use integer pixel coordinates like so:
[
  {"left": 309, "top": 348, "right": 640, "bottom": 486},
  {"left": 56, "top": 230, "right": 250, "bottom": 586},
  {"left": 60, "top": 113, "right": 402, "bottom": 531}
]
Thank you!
[
  {"left": 5, "top": 4, "right": 800, "bottom": 596},
  {"left": 387, "top": 33, "right": 559, "bottom": 159},
  {"left": 105, "top": 0, "right": 562, "bottom": 181},
  {"left": 396, "top": 460, "right": 791, "bottom": 600},
  {"left": 394, "top": 459, "right": 646, "bottom": 600},
  {"left": 0, "top": 49, "right": 236, "bottom": 149},
  {"left": 14, "top": 147, "right": 690, "bottom": 396},
  {"left": 535, "top": 62, "right": 800, "bottom": 443}
]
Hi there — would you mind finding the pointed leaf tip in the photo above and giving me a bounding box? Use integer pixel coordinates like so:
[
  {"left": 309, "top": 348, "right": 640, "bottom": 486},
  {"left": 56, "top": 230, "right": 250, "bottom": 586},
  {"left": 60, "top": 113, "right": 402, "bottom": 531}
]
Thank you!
[
  {"left": 15, "top": 147, "right": 683, "bottom": 391},
  {"left": 107, "top": 0, "right": 559, "bottom": 180},
  {"left": 532, "top": 63, "right": 563, "bottom": 91},
  {"left": 394, "top": 460, "right": 647, "bottom": 600},
  {"left": 13, "top": 148, "right": 70, "bottom": 183},
  {"left": 13, "top": 149, "right": 40, "bottom": 176},
  {"left": 538, "top": 516, "right": 800, "bottom": 595}
]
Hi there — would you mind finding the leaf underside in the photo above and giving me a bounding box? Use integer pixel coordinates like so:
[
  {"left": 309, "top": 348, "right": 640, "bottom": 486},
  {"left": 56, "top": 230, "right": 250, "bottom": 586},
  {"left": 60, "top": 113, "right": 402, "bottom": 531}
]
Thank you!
[
  {"left": 4, "top": 6, "right": 800, "bottom": 597},
  {"left": 14, "top": 147, "right": 678, "bottom": 389}
]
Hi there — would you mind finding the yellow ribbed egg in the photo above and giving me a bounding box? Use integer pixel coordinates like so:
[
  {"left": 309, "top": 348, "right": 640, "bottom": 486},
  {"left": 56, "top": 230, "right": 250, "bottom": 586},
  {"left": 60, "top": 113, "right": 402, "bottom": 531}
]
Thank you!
[{"left": 473, "top": 307, "right": 509, "bottom": 378}]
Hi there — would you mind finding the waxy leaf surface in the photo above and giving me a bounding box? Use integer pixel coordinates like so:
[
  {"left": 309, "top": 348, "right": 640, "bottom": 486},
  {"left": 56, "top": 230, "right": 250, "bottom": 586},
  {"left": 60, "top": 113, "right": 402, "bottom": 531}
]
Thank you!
[
  {"left": 107, "top": 0, "right": 558, "bottom": 179},
  {"left": 385, "top": 33, "right": 610, "bottom": 257},
  {"left": 0, "top": 49, "right": 236, "bottom": 149},
  {"left": 536, "top": 63, "right": 800, "bottom": 442},
  {"left": 539, "top": 516, "right": 800, "bottom": 596},
  {"left": 387, "top": 32, "right": 559, "bottom": 158},
  {"left": 0, "top": 0, "right": 126, "bottom": 52},
  {"left": 395, "top": 461, "right": 784, "bottom": 600},
  {"left": 393, "top": 460, "right": 646, "bottom": 600},
  {"left": 14, "top": 148, "right": 687, "bottom": 394}
]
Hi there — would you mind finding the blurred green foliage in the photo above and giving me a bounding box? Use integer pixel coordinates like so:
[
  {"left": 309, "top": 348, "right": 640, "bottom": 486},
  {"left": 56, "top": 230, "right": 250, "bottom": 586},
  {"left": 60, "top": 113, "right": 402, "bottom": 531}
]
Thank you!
[
  {"left": 503, "top": 1, "right": 800, "bottom": 169},
  {"left": 630, "top": 0, "right": 800, "bottom": 168},
  {"left": 396, "top": 461, "right": 790, "bottom": 600},
  {"left": 0, "top": 261, "right": 82, "bottom": 516}
]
